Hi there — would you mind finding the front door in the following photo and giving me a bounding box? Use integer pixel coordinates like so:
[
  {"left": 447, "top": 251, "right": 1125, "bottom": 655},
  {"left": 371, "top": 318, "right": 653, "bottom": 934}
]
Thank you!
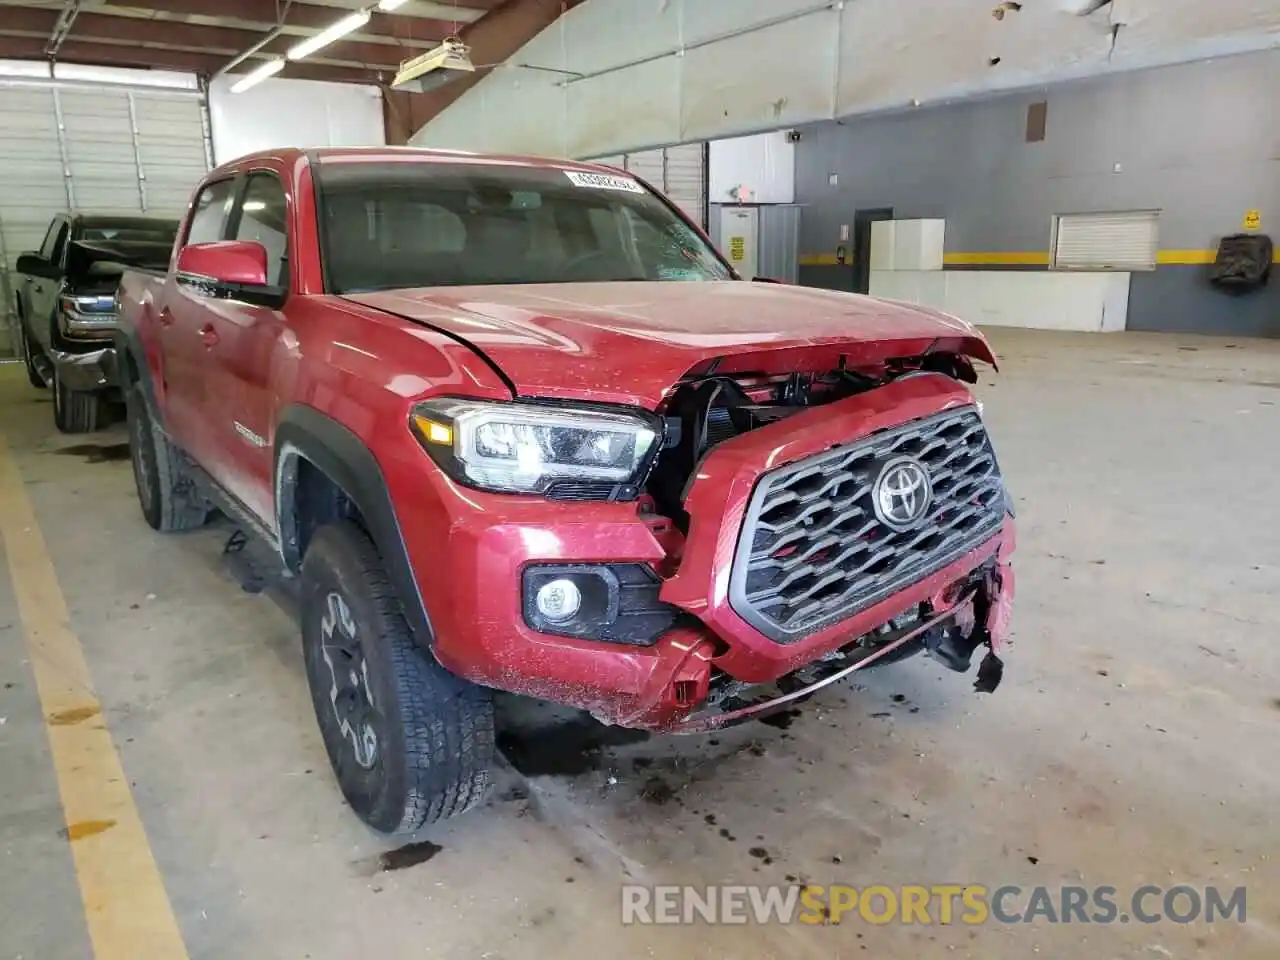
[
  {"left": 199, "top": 170, "right": 292, "bottom": 528},
  {"left": 24, "top": 218, "right": 69, "bottom": 347},
  {"left": 159, "top": 177, "right": 238, "bottom": 467}
]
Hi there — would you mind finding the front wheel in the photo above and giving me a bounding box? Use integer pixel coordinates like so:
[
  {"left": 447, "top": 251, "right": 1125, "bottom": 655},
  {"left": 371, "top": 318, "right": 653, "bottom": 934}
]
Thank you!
[
  {"left": 52, "top": 373, "right": 102, "bottom": 434},
  {"left": 19, "top": 325, "right": 46, "bottom": 389},
  {"left": 301, "top": 521, "right": 494, "bottom": 834}
]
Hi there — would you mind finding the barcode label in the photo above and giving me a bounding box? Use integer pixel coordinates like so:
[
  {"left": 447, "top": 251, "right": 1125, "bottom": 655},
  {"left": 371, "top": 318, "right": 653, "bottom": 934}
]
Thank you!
[{"left": 564, "top": 170, "right": 645, "bottom": 193}]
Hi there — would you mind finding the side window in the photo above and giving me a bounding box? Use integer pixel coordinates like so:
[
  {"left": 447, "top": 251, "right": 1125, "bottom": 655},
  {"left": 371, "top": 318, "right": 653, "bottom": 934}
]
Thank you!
[
  {"left": 186, "top": 179, "right": 236, "bottom": 247},
  {"left": 232, "top": 174, "right": 290, "bottom": 288},
  {"left": 39, "top": 218, "right": 64, "bottom": 260},
  {"left": 48, "top": 222, "right": 71, "bottom": 267}
]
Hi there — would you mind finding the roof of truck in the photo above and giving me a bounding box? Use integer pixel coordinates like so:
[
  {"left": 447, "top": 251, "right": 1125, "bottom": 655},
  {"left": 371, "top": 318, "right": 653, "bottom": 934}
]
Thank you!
[{"left": 209, "top": 146, "right": 622, "bottom": 180}]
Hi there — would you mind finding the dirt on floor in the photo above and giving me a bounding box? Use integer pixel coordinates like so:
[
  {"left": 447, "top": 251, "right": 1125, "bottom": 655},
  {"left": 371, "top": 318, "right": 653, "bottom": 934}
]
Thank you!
[{"left": 0, "top": 328, "right": 1278, "bottom": 959}]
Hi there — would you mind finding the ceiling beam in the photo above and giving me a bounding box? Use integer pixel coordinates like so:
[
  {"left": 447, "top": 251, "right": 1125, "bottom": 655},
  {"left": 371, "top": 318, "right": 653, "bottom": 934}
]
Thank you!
[
  {"left": 99, "top": 0, "right": 464, "bottom": 44},
  {"left": 65, "top": 12, "right": 430, "bottom": 67},
  {"left": 0, "top": 36, "right": 392, "bottom": 86}
]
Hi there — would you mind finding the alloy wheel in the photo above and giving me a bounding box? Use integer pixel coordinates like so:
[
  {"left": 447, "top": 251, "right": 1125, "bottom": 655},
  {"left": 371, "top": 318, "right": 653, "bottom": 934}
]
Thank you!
[{"left": 320, "top": 591, "right": 379, "bottom": 769}]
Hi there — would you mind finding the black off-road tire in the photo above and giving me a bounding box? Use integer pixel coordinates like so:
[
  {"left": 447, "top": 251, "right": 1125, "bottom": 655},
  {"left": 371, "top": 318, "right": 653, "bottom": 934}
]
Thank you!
[
  {"left": 301, "top": 521, "right": 494, "bottom": 835},
  {"left": 53, "top": 374, "right": 103, "bottom": 434},
  {"left": 19, "top": 325, "right": 45, "bottom": 390},
  {"left": 126, "top": 384, "right": 210, "bottom": 532}
]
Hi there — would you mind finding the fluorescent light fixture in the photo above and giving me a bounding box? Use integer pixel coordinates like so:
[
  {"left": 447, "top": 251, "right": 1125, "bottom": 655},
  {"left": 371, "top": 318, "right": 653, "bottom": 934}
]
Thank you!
[
  {"left": 287, "top": 10, "right": 371, "bottom": 61},
  {"left": 392, "top": 38, "right": 475, "bottom": 92},
  {"left": 230, "top": 58, "right": 285, "bottom": 93},
  {"left": 378, "top": 0, "right": 412, "bottom": 10}
]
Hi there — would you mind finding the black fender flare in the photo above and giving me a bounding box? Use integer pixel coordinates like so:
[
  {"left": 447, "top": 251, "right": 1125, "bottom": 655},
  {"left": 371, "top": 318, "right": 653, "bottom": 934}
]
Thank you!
[
  {"left": 274, "top": 405, "right": 435, "bottom": 649},
  {"left": 113, "top": 327, "right": 163, "bottom": 424}
]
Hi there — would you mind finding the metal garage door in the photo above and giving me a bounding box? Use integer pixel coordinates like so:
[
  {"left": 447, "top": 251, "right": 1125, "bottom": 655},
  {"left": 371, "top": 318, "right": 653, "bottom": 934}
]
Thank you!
[
  {"left": 0, "top": 79, "right": 210, "bottom": 354},
  {"left": 593, "top": 143, "right": 708, "bottom": 229}
]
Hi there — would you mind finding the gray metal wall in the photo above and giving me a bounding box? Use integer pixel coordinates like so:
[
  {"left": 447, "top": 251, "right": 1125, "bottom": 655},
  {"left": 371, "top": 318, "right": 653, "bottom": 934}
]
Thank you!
[{"left": 793, "top": 49, "right": 1280, "bottom": 337}]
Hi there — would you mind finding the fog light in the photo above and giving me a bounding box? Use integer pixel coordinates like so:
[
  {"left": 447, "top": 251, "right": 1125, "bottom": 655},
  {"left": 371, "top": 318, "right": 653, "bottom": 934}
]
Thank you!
[{"left": 535, "top": 578, "right": 581, "bottom": 622}]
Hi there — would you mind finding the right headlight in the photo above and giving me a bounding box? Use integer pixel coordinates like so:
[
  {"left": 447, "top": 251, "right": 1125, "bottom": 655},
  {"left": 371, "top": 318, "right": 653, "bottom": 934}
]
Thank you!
[{"left": 410, "top": 398, "right": 660, "bottom": 497}]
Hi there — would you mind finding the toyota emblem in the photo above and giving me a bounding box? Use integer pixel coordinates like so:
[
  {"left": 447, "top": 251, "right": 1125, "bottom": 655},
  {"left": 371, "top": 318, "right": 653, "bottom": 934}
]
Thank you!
[{"left": 872, "top": 456, "right": 933, "bottom": 531}]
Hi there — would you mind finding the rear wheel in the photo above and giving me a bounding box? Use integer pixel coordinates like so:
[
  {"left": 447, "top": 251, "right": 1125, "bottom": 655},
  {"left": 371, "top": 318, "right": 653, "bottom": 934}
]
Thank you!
[
  {"left": 53, "top": 373, "right": 103, "bottom": 434},
  {"left": 301, "top": 520, "right": 494, "bottom": 834},
  {"left": 126, "top": 384, "right": 210, "bottom": 532}
]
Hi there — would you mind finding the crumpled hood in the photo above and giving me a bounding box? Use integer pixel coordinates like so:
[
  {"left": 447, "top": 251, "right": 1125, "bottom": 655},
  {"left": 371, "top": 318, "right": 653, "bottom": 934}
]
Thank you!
[{"left": 343, "top": 281, "right": 995, "bottom": 408}]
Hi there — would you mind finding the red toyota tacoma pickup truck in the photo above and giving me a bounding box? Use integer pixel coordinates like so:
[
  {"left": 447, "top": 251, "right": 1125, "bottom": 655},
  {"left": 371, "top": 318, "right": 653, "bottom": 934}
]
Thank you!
[{"left": 116, "top": 148, "right": 1015, "bottom": 835}]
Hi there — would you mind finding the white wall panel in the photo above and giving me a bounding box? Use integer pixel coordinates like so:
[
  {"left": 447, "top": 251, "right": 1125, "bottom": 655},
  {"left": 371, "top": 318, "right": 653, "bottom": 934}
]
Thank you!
[
  {"left": 708, "top": 132, "right": 794, "bottom": 205},
  {"left": 566, "top": 57, "right": 678, "bottom": 158},
  {"left": 679, "top": 0, "right": 830, "bottom": 43},
  {"left": 208, "top": 76, "right": 384, "bottom": 164},
  {"left": 573, "top": 0, "right": 680, "bottom": 74},
  {"left": 413, "top": 0, "right": 1280, "bottom": 160},
  {"left": 870, "top": 269, "right": 1131, "bottom": 332},
  {"left": 836, "top": 0, "right": 1112, "bottom": 114},
  {"left": 681, "top": 10, "right": 838, "bottom": 140}
]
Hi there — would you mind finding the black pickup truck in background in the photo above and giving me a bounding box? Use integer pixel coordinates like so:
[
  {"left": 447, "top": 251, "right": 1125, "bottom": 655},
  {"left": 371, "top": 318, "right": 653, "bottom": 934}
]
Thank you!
[{"left": 16, "top": 214, "right": 178, "bottom": 433}]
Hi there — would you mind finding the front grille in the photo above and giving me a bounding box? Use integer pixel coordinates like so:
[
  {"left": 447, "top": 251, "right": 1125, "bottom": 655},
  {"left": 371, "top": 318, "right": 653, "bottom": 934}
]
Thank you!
[{"left": 728, "top": 406, "right": 1005, "bottom": 644}]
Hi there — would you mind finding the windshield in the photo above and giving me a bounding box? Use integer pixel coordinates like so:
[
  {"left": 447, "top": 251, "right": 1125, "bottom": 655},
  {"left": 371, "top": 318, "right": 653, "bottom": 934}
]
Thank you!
[{"left": 317, "top": 160, "right": 732, "bottom": 293}]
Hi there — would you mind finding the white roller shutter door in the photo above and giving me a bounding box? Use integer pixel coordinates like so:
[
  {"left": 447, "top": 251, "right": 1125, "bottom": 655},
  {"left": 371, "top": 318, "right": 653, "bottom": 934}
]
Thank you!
[
  {"left": 0, "top": 85, "right": 65, "bottom": 353},
  {"left": 661, "top": 142, "right": 707, "bottom": 230},
  {"left": 1053, "top": 210, "right": 1160, "bottom": 271},
  {"left": 59, "top": 88, "right": 209, "bottom": 216},
  {"left": 134, "top": 94, "right": 212, "bottom": 214},
  {"left": 0, "top": 81, "right": 209, "bottom": 352},
  {"left": 591, "top": 143, "right": 707, "bottom": 229}
]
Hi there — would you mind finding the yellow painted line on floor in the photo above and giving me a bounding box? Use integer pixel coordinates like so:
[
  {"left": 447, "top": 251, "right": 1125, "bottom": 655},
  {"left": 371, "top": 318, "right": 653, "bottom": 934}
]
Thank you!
[{"left": 0, "top": 436, "right": 188, "bottom": 960}]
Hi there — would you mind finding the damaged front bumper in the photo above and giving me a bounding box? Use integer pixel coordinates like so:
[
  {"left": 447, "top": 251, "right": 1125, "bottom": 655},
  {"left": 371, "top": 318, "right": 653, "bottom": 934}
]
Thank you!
[
  {"left": 670, "top": 563, "right": 1012, "bottom": 733},
  {"left": 50, "top": 344, "right": 117, "bottom": 393}
]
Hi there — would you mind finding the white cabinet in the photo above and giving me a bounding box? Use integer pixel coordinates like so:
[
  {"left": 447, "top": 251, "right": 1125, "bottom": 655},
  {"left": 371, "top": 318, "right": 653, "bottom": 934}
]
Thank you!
[{"left": 870, "top": 218, "right": 946, "bottom": 271}]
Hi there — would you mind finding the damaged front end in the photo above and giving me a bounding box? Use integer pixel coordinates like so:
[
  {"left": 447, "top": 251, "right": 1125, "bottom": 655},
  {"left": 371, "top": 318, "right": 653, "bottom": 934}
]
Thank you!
[{"left": 629, "top": 347, "right": 1016, "bottom": 730}]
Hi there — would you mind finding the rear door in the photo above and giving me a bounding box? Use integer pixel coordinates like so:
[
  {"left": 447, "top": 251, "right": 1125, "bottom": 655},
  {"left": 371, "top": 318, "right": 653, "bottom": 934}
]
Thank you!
[
  {"left": 199, "top": 170, "right": 291, "bottom": 526},
  {"left": 159, "top": 177, "right": 236, "bottom": 464}
]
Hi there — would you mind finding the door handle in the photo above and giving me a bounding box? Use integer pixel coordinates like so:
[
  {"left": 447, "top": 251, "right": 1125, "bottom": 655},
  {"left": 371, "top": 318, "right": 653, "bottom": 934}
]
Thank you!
[
  {"left": 158, "top": 307, "right": 175, "bottom": 327},
  {"left": 32, "top": 283, "right": 44, "bottom": 294},
  {"left": 199, "top": 324, "right": 219, "bottom": 348}
]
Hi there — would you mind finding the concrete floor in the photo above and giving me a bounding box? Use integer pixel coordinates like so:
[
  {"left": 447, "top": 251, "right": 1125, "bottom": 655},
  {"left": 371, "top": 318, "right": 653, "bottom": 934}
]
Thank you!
[{"left": 1, "top": 328, "right": 1278, "bottom": 959}]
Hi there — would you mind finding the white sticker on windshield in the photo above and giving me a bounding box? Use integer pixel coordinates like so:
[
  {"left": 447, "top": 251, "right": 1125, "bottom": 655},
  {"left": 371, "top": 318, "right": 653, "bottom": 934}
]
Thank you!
[{"left": 564, "top": 170, "right": 645, "bottom": 193}]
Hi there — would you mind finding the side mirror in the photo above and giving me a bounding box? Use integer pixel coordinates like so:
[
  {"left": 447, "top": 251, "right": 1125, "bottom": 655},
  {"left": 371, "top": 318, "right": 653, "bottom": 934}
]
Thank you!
[
  {"left": 16, "top": 253, "right": 58, "bottom": 279},
  {"left": 176, "top": 241, "right": 285, "bottom": 308}
]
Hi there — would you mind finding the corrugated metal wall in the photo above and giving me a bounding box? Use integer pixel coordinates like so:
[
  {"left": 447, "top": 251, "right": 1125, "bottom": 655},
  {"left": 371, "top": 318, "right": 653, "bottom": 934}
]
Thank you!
[
  {"left": 0, "top": 81, "right": 209, "bottom": 354},
  {"left": 759, "top": 205, "right": 801, "bottom": 283}
]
